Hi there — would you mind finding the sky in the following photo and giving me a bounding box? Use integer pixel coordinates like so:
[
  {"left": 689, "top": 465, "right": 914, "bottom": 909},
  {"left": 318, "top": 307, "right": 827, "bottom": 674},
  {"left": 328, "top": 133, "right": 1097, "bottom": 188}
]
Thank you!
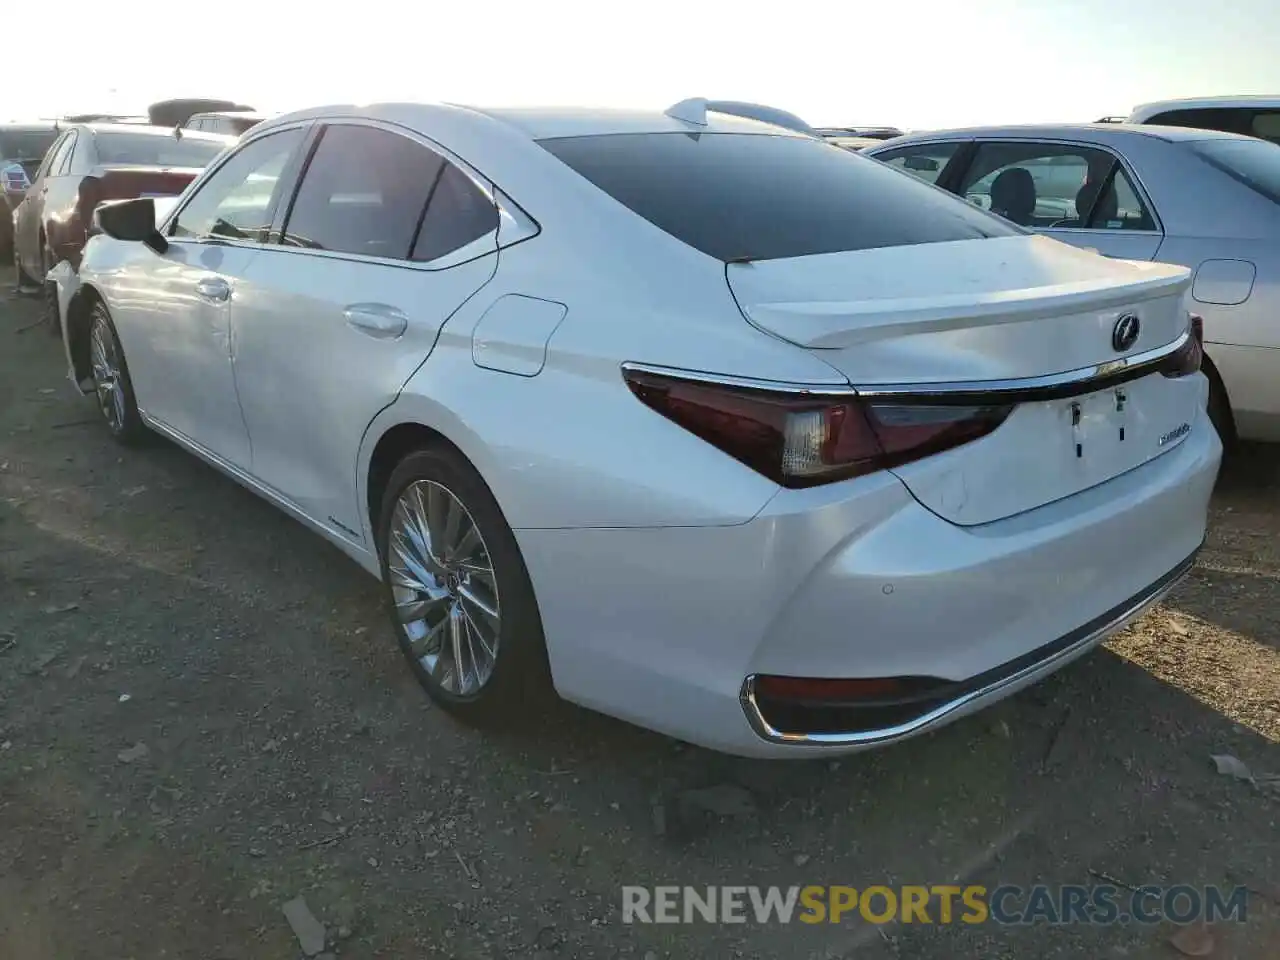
[{"left": 11, "top": 0, "right": 1280, "bottom": 130}]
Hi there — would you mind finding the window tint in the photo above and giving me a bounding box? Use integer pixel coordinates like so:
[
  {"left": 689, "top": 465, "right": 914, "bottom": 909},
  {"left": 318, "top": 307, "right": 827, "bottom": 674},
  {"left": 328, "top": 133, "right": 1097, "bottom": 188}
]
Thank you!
[
  {"left": 282, "top": 125, "right": 444, "bottom": 259},
  {"left": 0, "top": 129, "right": 59, "bottom": 164},
  {"left": 1145, "top": 107, "right": 1280, "bottom": 145},
  {"left": 411, "top": 163, "right": 499, "bottom": 262},
  {"left": 1191, "top": 138, "right": 1280, "bottom": 204},
  {"left": 539, "top": 133, "right": 1017, "bottom": 262},
  {"left": 875, "top": 143, "right": 960, "bottom": 185},
  {"left": 172, "top": 128, "right": 304, "bottom": 241},
  {"left": 93, "top": 131, "right": 226, "bottom": 167},
  {"left": 958, "top": 142, "right": 1154, "bottom": 230}
]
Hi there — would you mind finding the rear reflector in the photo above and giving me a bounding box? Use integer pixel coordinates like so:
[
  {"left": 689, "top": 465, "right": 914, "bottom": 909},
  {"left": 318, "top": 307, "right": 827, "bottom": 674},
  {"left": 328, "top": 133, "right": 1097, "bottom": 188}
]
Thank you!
[{"left": 622, "top": 368, "right": 1012, "bottom": 488}]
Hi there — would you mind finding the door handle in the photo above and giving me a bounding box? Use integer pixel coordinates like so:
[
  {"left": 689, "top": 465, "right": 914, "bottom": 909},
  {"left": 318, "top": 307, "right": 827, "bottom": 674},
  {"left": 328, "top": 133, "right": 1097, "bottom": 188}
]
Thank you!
[
  {"left": 344, "top": 303, "right": 408, "bottom": 339},
  {"left": 194, "top": 276, "right": 230, "bottom": 302}
]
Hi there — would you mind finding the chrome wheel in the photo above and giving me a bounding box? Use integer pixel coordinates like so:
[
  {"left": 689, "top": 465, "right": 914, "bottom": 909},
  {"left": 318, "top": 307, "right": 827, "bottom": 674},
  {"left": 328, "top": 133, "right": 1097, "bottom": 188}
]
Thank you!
[
  {"left": 387, "top": 480, "right": 501, "bottom": 696},
  {"left": 89, "top": 315, "right": 125, "bottom": 433}
]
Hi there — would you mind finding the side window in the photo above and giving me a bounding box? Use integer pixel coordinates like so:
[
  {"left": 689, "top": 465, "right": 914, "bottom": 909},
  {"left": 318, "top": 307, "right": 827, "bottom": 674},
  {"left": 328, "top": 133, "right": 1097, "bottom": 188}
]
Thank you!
[
  {"left": 34, "top": 133, "right": 69, "bottom": 181},
  {"left": 874, "top": 144, "right": 960, "bottom": 185},
  {"left": 411, "top": 163, "right": 499, "bottom": 262},
  {"left": 957, "top": 142, "right": 1155, "bottom": 230},
  {"left": 171, "top": 128, "right": 305, "bottom": 242},
  {"left": 188, "top": 119, "right": 204, "bottom": 132},
  {"left": 54, "top": 132, "right": 78, "bottom": 175},
  {"left": 1249, "top": 112, "right": 1280, "bottom": 144},
  {"left": 1146, "top": 108, "right": 1252, "bottom": 137},
  {"left": 44, "top": 133, "right": 74, "bottom": 178},
  {"left": 281, "top": 124, "right": 444, "bottom": 259}
]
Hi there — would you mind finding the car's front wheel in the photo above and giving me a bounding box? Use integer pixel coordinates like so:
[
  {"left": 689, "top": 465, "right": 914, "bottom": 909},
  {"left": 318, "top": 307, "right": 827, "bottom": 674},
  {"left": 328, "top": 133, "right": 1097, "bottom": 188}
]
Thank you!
[
  {"left": 88, "top": 303, "right": 146, "bottom": 445},
  {"left": 378, "top": 446, "right": 551, "bottom": 723}
]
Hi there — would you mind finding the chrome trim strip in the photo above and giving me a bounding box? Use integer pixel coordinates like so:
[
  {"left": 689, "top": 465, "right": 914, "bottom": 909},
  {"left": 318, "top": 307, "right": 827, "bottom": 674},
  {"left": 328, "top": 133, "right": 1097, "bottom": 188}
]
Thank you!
[
  {"left": 620, "top": 361, "right": 855, "bottom": 395},
  {"left": 855, "top": 329, "right": 1191, "bottom": 400},
  {"left": 739, "top": 546, "right": 1199, "bottom": 748},
  {"left": 621, "top": 329, "right": 1191, "bottom": 401}
]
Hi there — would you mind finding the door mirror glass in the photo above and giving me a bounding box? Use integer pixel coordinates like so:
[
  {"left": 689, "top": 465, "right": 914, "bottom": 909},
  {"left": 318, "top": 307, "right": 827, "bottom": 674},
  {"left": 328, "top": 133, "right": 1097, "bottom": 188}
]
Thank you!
[{"left": 95, "top": 197, "right": 169, "bottom": 252}]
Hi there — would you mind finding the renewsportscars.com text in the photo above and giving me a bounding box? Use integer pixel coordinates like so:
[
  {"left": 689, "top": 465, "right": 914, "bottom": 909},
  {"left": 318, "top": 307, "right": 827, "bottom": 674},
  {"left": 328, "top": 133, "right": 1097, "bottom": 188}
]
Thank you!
[{"left": 621, "top": 884, "right": 1249, "bottom": 926}]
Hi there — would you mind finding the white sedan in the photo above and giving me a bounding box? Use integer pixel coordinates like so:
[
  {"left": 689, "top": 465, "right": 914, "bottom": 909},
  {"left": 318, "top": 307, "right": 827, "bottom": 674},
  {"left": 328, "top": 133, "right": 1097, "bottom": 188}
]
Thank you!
[{"left": 56, "top": 99, "right": 1220, "bottom": 757}]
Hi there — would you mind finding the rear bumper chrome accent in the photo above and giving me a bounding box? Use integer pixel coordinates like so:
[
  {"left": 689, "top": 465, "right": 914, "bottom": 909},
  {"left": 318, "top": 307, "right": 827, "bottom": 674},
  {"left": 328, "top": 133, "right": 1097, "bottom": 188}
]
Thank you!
[{"left": 739, "top": 541, "right": 1201, "bottom": 748}]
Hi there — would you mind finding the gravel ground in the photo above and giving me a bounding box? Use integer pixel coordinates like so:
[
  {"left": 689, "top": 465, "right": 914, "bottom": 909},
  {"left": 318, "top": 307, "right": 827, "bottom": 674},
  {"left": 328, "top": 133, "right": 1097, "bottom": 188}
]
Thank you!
[{"left": 1, "top": 278, "right": 1277, "bottom": 959}]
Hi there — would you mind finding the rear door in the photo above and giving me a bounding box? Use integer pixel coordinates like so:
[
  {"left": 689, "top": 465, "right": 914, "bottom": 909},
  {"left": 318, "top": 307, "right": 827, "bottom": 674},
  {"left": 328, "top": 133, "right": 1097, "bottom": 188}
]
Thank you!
[
  {"left": 228, "top": 121, "right": 500, "bottom": 542},
  {"left": 951, "top": 140, "right": 1163, "bottom": 261}
]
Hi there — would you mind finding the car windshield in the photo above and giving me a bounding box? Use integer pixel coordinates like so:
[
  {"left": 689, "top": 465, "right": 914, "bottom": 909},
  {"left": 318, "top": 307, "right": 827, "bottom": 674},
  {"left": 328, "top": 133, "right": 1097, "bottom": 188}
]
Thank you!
[
  {"left": 1190, "top": 137, "right": 1280, "bottom": 204},
  {"left": 94, "top": 131, "right": 226, "bottom": 167},
  {"left": 0, "top": 129, "right": 58, "bottom": 162},
  {"left": 538, "top": 132, "right": 1020, "bottom": 262}
]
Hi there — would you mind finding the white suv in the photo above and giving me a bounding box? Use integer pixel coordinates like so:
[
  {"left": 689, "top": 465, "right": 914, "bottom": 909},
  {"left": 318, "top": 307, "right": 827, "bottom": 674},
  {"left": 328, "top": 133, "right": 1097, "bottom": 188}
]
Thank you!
[{"left": 1127, "top": 96, "right": 1280, "bottom": 144}]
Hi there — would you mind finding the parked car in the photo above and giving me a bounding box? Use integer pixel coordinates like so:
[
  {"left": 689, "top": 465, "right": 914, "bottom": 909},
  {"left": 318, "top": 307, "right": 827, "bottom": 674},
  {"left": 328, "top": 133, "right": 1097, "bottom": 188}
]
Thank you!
[
  {"left": 866, "top": 123, "right": 1280, "bottom": 444},
  {"left": 184, "top": 110, "right": 268, "bottom": 137},
  {"left": 57, "top": 101, "right": 1218, "bottom": 757},
  {"left": 815, "top": 126, "right": 904, "bottom": 141},
  {"left": 0, "top": 123, "right": 60, "bottom": 255},
  {"left": 1126, "top": 96, "right": 1280, "bottom": 145},
  {"left": 13, "top": 123, "right": 233, "bottom": 288}
]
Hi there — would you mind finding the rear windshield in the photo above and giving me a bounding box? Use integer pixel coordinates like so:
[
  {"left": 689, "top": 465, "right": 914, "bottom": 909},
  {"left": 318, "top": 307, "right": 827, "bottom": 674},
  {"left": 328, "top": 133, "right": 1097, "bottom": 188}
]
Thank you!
[
  {"left": 1190, "top": 138, "right": 1280, "bottom": 204},
  {"left": 0, "top": 129, "right": 58, "bottom": 162},
  {"left": 538, "top": 132, "right": 1020, "bottom": 262},
  {"left": 93, "top": 132, "right": 226, "bottom": 167}
]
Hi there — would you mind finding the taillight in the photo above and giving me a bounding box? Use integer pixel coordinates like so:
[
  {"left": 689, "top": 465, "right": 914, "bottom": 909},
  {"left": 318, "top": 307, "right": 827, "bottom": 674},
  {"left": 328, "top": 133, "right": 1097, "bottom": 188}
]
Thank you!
[
  {"left": 1162, "top": 317, "right": 1204, "bottom": 378},
  {"left": 622, "top": 368, "right": 1012, "bottom": 488}
]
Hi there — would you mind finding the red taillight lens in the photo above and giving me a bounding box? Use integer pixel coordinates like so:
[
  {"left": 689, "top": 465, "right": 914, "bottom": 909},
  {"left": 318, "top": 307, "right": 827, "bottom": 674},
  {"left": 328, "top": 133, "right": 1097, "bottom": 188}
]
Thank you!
[
  {"left": 622, "top": 368, "right": 1012, "bottom": 488},
  {"left": 1162, "top": 317, "right": 1204, "bottom": 378}
]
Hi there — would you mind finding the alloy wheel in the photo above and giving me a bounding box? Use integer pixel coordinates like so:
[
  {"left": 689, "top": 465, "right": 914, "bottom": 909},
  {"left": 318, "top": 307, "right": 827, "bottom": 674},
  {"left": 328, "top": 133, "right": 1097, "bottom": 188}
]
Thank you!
[
  {"left": 387, "top": 480, "right": 502, "bottom": 696},
  {"left": 89, "top": 315, "right": 126, "bottom": 433}
]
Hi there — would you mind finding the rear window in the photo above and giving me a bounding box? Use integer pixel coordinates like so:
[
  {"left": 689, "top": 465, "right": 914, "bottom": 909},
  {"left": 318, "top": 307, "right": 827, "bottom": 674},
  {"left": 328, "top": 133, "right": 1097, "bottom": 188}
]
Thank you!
[
  {"left": 94, "top": 132, "right": 227, "bottom": 167},
  {"left": 0, "top": 129, "right": 58, "bottom": 163},
  {"left": 1190, "top": 138, "right": 1280, "bottom": 204},
  {"left": 538, "top": 132, "right": 1020, "bottom": 262}
]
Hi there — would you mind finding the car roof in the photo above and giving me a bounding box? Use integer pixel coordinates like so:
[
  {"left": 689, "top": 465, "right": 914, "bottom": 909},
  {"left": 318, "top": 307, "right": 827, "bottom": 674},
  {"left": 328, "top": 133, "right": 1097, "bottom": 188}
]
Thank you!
[
  {"left": 869, "top": 122, "right": 1259, "bottom": 147},
  {"left": 1129, "top": 95, "right": 1280, "bottom": 120},
  {"left": 262, "top": 101, "right": 811, "bottom": 141}
]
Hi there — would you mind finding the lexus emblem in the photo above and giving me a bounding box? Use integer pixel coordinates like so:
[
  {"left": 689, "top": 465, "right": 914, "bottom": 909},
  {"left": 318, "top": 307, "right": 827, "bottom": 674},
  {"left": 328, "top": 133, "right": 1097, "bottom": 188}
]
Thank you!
[{"left": 1111, "top": 313, "right": 1141, "bottom": 352}]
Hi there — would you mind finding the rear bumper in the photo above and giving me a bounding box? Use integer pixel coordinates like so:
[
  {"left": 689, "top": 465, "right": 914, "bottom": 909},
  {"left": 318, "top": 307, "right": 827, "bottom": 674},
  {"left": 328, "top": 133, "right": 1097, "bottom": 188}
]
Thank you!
[
  {"left": 740, "top": 543, "right": 1198, "bottom": 747},
  {"left": 518, "top": 412, "right": 1220, "bottom": 758}
]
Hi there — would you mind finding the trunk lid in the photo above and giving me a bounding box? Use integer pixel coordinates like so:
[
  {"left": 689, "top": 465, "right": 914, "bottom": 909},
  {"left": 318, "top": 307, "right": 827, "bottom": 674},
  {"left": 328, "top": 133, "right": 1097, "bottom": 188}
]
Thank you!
[{"left": 726, "top": 234, "right": 1200, "bottom": 525}]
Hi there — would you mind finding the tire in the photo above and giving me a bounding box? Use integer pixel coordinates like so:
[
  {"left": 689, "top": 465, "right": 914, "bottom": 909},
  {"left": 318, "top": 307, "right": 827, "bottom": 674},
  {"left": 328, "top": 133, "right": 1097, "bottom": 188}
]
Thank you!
[
  {"left": 87, "top": 302, "right": 147, "bottom": 445},
  {"left": 378, "top": 446, "right": 551, "bottom": 724}
]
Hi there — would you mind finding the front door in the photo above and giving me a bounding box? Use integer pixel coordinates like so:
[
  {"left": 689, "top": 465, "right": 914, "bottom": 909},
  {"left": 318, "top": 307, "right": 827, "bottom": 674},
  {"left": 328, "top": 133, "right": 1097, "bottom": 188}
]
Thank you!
[
  {"left": 229, "top": 121, "right": 500, "bottom": 541},
  {"left": 116, "top": 125, "right": 310, "bottom": 467}
]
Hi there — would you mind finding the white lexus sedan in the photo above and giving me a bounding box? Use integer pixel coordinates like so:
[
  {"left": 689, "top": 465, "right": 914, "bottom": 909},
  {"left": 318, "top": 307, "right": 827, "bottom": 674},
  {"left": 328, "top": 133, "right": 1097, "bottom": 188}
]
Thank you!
[{"left": 56, "top": 99, "right": 1220, "bottom": 758}]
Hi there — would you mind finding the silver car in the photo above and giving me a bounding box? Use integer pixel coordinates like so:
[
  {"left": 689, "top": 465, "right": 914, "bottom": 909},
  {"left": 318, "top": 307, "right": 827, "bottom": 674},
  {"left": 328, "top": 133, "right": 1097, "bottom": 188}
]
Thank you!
[{"left": 866, "top": 124, "right": 1280, "bottom": 444}]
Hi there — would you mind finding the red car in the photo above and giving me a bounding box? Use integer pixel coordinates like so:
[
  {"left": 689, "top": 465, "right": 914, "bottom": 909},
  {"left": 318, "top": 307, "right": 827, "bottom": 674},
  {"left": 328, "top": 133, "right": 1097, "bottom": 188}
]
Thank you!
[{"left": 13, "top": 122, "right": 232, "bottom": 285}]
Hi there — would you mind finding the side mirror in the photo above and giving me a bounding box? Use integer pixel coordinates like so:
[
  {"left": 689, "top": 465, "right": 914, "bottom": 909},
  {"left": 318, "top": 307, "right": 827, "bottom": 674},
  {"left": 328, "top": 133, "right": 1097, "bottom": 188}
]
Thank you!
[
  {"left": 903, "top": 155, "right": 940, "bottom": 172},
  {"left": 94, "top": 197, "right": 169, "bottom": 253}
]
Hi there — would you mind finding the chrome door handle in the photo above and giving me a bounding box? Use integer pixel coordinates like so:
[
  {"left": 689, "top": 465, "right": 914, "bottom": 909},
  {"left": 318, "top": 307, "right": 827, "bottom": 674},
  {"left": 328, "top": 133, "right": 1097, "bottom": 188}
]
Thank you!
[
  {"left": 344, "top": 303, "right": 408, "bottom": 339},
  {"left": 195, "top": 276, "right": 230, "bottom": 302}
]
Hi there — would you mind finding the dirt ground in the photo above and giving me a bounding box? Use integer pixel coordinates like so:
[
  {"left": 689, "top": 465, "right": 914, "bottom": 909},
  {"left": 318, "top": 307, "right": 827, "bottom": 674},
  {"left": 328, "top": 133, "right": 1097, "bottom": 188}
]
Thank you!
[{"left": 1, "top": 277, "right": 1277, "bottom": 960}]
